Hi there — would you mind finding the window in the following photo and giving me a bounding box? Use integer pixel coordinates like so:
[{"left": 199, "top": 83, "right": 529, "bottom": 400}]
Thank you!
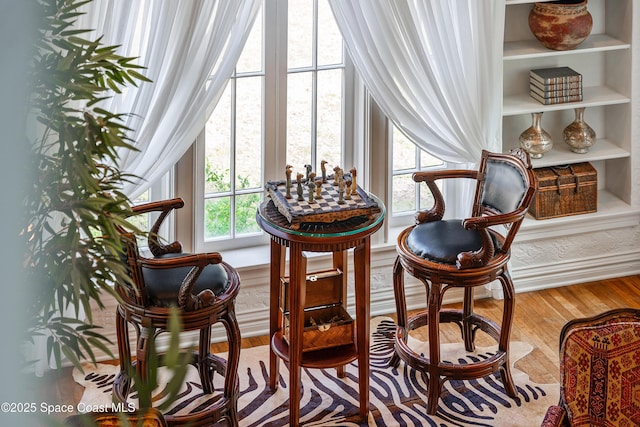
[
  {"left": 130, "top": 173, "right": 174, "bottom": 249},
  {"left": 389, "top": 125, "right": 445, "bottom": 227},
  {"left": 181, "top": 1, "right": 447, "bottom": 255},
  {"left": 194, "top": 0, "right": 351, "bottom": 252}
]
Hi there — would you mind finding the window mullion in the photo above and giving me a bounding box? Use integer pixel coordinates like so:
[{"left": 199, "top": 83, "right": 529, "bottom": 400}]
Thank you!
[
  {"left": 310, "top": 0, "right": 319, "bottom": 170},
  {"left": 414, "top": 144, "right": 421, "bottom": 211},
  {"left": 264, "top": 0, "right": 287, "bottom": 180},
  {"left": 230, "top": 78, "right": 238, "bottom": 237}
]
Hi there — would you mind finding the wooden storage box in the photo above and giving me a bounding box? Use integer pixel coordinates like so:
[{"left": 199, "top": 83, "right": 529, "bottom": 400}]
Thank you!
[
  {"left": 281, "top": 268, "right": 353, "bottom": 352},
  {"left": 283, "top": 304, "right": 354, "bottom": 352},
  {"left": 280, "top": 268, "right": 344, "bottom": 312},
  {"left": 529, "top": 162, "right": 597, "bottom": 219}
]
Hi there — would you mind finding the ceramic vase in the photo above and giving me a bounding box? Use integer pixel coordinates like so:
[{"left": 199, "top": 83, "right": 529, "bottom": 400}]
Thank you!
[
  {"left": 519, "top": 112, "right": 553, "bottom": 159},
  {"left": 563, "top": 107, "right": 596, "bottom": 153},
  {"left": 528, "top": 0, "right": 593, "bottom": 51}
]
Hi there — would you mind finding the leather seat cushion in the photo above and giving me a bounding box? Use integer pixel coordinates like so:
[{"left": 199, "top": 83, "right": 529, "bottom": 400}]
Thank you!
[
  {"left": 406, "top": 220, "right": 499, "bottom": 265},
  {"left": 142, "top": 253, "right": 230, "bottom": 307}
]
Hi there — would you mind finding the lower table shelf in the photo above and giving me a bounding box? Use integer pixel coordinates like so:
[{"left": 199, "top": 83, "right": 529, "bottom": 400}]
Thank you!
[{"left": 271, "top": 330, "right": 358, "bottom": 369}]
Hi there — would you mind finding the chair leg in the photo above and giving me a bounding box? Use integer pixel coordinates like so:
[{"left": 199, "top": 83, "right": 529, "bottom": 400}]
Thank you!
[
  {"left": 497, "top": 270, "right": 517, "bottom": 398},
  {"left": 462, "top": 287, "right": 475, "bottom": 352},
  {"left": 198, "top": 326, "right": 213, "bottom": 394},
  {"left": 135, "top": 327, "right": 154, "bottom": 408},
  {"left": 113, "top": 308, "right": 132, "bottom": 401},
  {"left": 223, "top": 305, "right": 241, "bottom": 426},
  {"left": 390, "top": 256, "right": 406, "bottom": 368},
  {"left": 426, "top": 279, "right": 443, "bottom": 415}
]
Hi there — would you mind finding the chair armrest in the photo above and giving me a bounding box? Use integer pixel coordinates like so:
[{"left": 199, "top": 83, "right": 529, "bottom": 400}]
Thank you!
[
  {"left": 412, "top": 170, "right": 479, "bottom": 224},
  {"left": 132, "top": 198, "right": 185, "bottom": 257},
  {"left": 541, "top": 405, "right": 568, "bottom": 427},
  {"left": 139, "top": 252, "right": 223, "bottom": 311},
  {"left": 462, "top": 207, "right": 528, "bottom": 230},
  {"left": 137, "top": 252, "right": 222, "bottom": 270},
  {"left": 453, "top": 207, "right": 528, "bottom": 269},
  {"left": 132, "top": 198, "right": 185, "bottom": 215}
]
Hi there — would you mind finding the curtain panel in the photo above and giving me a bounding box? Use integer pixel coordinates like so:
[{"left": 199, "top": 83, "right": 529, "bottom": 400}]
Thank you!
[
  {"left": 27, "top": 0, "right": 261, "bottom": 375},
  {"left": 328, "top": 0, "right": 505, "bottom": 164},
  {"left": 78, "top": 0, "right": 262, "bottom": 198}
]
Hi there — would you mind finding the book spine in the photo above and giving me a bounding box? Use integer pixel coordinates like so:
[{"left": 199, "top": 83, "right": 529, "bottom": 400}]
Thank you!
[
  {"left": 530, "top": 73, "right": 582, "bottom": 86},
  {"left": 530, "top": 91, "right": 583, "bottom": 105},
  {"left": 530, "top": 79, "right": 582, "bottom": 91},
  {"left": 530, "top": 84, "right": 583, "bottom": 98}
]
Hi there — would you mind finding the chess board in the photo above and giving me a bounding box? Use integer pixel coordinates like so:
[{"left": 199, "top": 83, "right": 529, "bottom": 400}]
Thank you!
[{"left": 265, "top": 173, "right": 381, "bottom": 228}]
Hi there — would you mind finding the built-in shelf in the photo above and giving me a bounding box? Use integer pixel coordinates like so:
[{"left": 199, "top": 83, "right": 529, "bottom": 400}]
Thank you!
[
  {"left": 503, "top": 0, "right": 636, "bottom": 237},
  {"left": 506, "top": 0, "right": 554, "bottom": 4},
  {"left": 504, "top": 34, "right": 630, "bottom": 60},
  {"left": 519, "top": 190, "right": 640, "bottom": 239},
  {"left": 528, "top": 139, "right": 629, "bottom": 168},
  {"left": 504, "top": 86, "right": 630, "bottom": 116}
]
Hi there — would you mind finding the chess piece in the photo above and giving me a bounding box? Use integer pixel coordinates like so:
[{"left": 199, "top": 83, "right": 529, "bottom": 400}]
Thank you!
[
  {"left": 350, "top": 167, "right": 357, "bottom": 195},
  {"left": 337, "top": 178, "right": 346, "bottom": 204},
  {"left": 315, "top": 179, "right": 323, "bottom": 199},
  {"left": 285, "top": 164, "right": 293, "bottom": 199},
  {"left": 333, "top": 166, "right": 343, "bottom": 186},
  {"left": 321, "top": 160, "right": 328, "bottom": 183},
  {"left": 307, "top": 181, "right": 316, "bottom": 204},
  {"left": 345, "top": 182, "right": 352, "bottom": 200},
  {"left": 307, "top": 177, "right": 316, "bottom": 204},
  {"left": 304, "top": 164, "right": 312, "bottom": 181},
  {"left": 296, "top": 173, "right": 304, "bottom": 201}
]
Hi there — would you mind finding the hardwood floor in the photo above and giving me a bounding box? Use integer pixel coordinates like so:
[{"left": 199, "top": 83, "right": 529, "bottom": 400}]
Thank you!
[{"left": 36, "top": 274, "right": 640, "bottom": 416}]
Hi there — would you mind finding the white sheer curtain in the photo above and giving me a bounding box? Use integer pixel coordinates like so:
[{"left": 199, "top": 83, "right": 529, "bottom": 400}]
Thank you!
[
  {"left": 29, "top": 0, "right": 261, "bottom": 375},
  {"left": 328, "top": 0, "right": 505, "bottom": 164},
  {"left": 77, "top": 0, "right": 262, "bottom": 198}
]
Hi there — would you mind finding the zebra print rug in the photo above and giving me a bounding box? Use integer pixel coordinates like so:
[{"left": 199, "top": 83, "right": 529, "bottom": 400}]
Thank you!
[{"left": 74, "top": 317, "right": 558, "bottom": 426}]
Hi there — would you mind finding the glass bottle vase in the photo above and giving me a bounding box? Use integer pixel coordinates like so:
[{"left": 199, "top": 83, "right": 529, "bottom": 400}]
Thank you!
[
  {"left": 519, "top": 112, "right": 553, "bottom": 159},
  {"left": 562, "top": 107, "right": 596, "bottom": 154}
]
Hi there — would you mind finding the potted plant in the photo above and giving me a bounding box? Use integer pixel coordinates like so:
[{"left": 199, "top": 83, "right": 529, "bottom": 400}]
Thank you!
[
  {"left": 23, "top": 0, "right": 151, "bottom": 373},
  {"left": 0, "top": 1, "right": 192, "bottom": 425}
]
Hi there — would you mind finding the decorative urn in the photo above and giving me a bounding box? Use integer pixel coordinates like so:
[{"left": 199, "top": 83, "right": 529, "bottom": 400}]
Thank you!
[{"left": 528, "top": 0, "right": 593, "bottom": 51}]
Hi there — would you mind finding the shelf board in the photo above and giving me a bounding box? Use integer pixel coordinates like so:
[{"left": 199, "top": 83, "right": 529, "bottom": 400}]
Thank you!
[
  {"left": 271, "top": 331, "right": 358, "bottom": 368},
  {"left": 504, "top": 34, "right": 630, "bottom": 60},
  {"left": 503, "top": 86, "right": 629, "bottom": 116},
  {"left": 528, "top": 139, "right": 629, "bottom": 168},
  {"left": 506, "top": 0, "right": 551, "bottom": 4},
  {"left": 519, "top": 190, "right": 640, "bottom": 240}
]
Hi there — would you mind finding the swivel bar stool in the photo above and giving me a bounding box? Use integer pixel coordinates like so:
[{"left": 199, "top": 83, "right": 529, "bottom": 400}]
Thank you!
[{"left": 391, "top": 149, "right": 536, "bottom": 414}]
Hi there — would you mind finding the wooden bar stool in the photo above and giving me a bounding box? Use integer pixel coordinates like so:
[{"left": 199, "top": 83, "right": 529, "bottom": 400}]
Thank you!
[
  {"left": 391, "top": 149, "right": 536, "bottom": 414},
  {"left": 112, "top": 198, "right": 241, "bottom": 426}
]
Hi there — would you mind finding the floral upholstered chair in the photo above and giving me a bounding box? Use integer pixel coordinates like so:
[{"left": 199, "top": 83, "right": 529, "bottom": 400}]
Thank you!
[{"left": 541, "top": 308, "right": 640, "bottom": 426}]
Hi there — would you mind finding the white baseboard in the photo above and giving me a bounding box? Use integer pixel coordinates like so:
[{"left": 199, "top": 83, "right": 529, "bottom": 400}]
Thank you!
[{"left": 510, "top": 250, "right": 640, "bottom": 294}]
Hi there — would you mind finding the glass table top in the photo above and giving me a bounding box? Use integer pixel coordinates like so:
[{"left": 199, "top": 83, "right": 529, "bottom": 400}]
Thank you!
[{"left": 257, "top": 193, "right": 386, "bottom": 238}]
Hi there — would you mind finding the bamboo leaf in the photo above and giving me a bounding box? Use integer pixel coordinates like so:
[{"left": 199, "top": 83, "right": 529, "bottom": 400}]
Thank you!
[
  {"left": 87, "top": 337, "right": 115, "bottom": 359},
  {"left": 60, "top": 344, "right": 82, "bottom": 371},
  {"left": 106, "top": 78, "right": 122, "bottom": 93},
  {"left": 127, "top": 69, "right": 152, "bottom": 83}
]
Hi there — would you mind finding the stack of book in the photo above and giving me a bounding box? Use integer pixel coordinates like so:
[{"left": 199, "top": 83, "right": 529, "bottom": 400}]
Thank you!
[{"left": 530, "top": 66, "right": 583, "bottom": 105}]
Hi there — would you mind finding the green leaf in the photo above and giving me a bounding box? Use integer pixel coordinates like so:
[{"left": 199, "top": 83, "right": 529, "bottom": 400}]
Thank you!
[
  {"left": 51, "top": 342, "right": 62, "bottom": 371},
  {"left": 87, "top": 337, "right": 114, "bottom": 359},
  {"left": 127, "top": 69, "right": 152, "bottom": 83},
  {"left": 106, "top": 78, "right": 122, "bottom": 94},
  {"left": 60, "top": 344, "right": 82, "bottom": 371}
]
